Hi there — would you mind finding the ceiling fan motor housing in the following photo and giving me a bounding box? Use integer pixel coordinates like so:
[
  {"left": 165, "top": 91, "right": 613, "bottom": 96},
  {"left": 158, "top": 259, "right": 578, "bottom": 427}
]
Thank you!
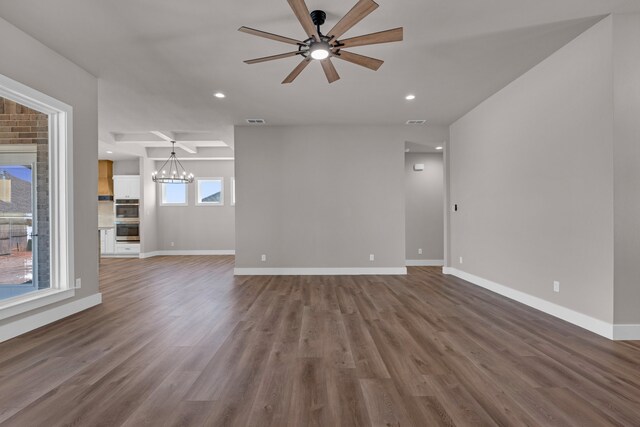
[{"left": 310, "top": 10, "right": 327, "bottom": 28}]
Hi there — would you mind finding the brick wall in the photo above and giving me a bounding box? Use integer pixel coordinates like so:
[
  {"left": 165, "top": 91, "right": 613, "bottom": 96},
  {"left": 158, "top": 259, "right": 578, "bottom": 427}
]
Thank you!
[
  {"left": 0, "top": 97, "right": 49, "bottom": 289},
  {"left": 0, "top": 98, "right": 48, "bottom": 144}
]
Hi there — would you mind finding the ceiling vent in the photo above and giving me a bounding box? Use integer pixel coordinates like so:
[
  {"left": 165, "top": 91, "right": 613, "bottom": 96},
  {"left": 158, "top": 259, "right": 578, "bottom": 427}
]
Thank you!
[
  {"left": 246, "top": 119, "right": 266, "bottom": 124},
  {"left": 406, "top": 120, "right": 427, "bottom": 125}
]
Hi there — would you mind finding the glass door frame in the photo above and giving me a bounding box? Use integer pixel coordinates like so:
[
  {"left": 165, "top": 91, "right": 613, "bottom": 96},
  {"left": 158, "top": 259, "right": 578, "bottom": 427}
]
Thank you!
[{"left": 0, "top": 150, "right": 38, "bottom": 291}]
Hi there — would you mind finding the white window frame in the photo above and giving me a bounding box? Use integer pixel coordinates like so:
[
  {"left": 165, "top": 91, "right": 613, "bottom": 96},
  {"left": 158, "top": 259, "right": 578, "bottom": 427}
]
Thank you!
[
  {"left": 0, "top": 73, "right": 75, "bottom": 320},
  {"left": 196, "top": 177, "right": 224, "bottom": 206},
  {"left": 231, "top": 177, "right": 235, "bottom": 206},
  {"left": 159, "top": 183, "right": 189, "bottom": 206}
]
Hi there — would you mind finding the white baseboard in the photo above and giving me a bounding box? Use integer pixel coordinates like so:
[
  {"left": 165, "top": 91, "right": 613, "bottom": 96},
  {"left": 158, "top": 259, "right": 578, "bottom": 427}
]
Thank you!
[
  {"left": 406, "top": 259, "right": 444, "bottom": 267},
  {"left": 138, "top": 251, "right": 160, "bottom": 259},
  {"left": 442, "top": 267, "right": 616, "bottom": 340},
  {"left": 613, "top": 324, "right": 640, "bottom": 341},
  {"left": 0, "top": 293, "right": 102, "bottom": 343},
  {"left": 140, "top": 250, "right": 235, "bottom": 258},
  {"left": 234, "top": 267, "right": 407, "bottom": 276}
]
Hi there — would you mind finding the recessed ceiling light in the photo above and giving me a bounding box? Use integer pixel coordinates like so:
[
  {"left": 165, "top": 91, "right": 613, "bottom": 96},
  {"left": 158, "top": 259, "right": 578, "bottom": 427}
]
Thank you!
[
  {"left": 214, "top": 92, "right": 226, "bottom": 98},
  {"left": 106, "top": 150, "right": 113, "bottom": 154},
  {"left": 435, "top": 146, "right": 443, "bottom": 150},
  {"left": 405, "top": 148, "right": 410, "bottom": 152},
  {"left": 405, "top": 94, "right": 416, "bottom": 100}
]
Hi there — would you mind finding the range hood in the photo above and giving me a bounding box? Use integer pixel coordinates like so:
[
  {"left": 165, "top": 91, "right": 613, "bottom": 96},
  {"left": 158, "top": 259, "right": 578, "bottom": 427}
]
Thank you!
[{"left": 98, "top": 160, "right": 114, "bottom": 200}]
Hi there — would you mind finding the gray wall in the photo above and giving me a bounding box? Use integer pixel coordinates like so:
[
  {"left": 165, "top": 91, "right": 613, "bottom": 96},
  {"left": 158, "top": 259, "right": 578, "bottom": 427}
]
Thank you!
[
  {"left": 0, "top": 16, "right": 99, "bottom": 323},
  {"left": 155, "top": 160, "right": 235, "bottom": 251},
  {"left": 405, "top": 153, "right": 444, "bottom": 261},
  {"left": 613, "top": 14, "right": 640, "bottom": 324},
  {"left": 235, "top": 125, "right": 437, "bottom": 270},
  {"left": 448, "top": 17, "right": 615, "bottom": 322},
  {"left": 139, "top": 157, "right": 158, "bottom": 254},
  {"left": 113, "top": 159, "right": 140, "bottom": 175}
]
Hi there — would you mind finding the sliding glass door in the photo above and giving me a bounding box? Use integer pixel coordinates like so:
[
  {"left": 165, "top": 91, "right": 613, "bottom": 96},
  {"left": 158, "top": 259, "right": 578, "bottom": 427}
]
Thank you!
[{"left": 0, "top": 153, "right": 40, "bottom": 300}]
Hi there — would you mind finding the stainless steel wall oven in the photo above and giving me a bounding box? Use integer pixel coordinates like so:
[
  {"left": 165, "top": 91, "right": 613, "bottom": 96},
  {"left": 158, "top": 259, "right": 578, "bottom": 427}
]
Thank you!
[{"left": 115, "top": 199, "right": 139, "bottom": 220}]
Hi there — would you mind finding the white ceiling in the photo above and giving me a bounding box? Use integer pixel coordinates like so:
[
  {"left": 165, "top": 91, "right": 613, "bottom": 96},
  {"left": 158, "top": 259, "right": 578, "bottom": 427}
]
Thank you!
[{"left": 1, "top": 0, "right": 638, "bottom": 151}]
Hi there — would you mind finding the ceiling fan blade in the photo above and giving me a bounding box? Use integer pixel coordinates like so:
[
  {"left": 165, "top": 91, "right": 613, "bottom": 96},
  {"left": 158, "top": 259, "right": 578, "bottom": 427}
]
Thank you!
[
  {"left": 244, "top": 51, "right": 302, "bottom": 64},
  {"left": 334, "top": 50, "right": 383, "bottom": 71},
  {"left": 282, "top": 58, "right": 312, "bottom": 84},
  {"left": 339, "top": 27, "right": 403, "bottom": 48},
  {"left": 328, "top": 0, "right": 379, "bottom": 40},
  {"left": 320, "top": 58, "right": 340, "bottom": 83},
  {"left": 238, "top": 27, "right": 303, "bottom": 46},
  {"left": 287, "top": 0, "right": 321, "bottom": 41}
]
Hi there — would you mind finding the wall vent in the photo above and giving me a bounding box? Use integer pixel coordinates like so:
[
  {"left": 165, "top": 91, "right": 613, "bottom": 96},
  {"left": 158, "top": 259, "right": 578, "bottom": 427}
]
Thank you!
[
  {"left": 246, "top": 119, "right": 266, "bottom": 124},
  {"left": 406, "top": 120, "right": 427, "bottom": 125}
]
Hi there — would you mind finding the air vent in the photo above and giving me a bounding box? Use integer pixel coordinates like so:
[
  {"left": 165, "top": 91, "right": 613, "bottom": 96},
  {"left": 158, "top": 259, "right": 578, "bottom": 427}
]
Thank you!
[
  {"left": 406, "top": 120, "right": 427, "bottom": 125},
  {"left": 246, "top": 119, "right": 266, "bottom": 124}
]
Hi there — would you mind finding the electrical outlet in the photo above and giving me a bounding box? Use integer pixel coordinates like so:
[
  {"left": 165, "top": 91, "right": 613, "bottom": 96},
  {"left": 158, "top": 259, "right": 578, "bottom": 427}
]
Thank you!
[
  {"left": 459, "top": 256, "right": 463, "bottom": 264},
  {"left": 261, "top": 254, "right": 267, "bottom": 262},
  {"left": 553, "top": 281, "right": 560, "bottom": 293},
  {"left": 418, "top": 248, "right": 423, "bottom": 255},
  {"left": 75, "top": 278, "right": 81, "bottom": 289},
  {"left": 170, "top": 242, "right": 175, "bottom": 247},
  {"left": 369, "top": 254, "right": 375, "bottom": 262}
]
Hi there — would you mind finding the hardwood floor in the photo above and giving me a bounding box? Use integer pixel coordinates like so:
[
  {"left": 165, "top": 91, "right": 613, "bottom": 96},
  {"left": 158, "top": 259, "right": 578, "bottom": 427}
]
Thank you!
[{"left": 0, "top": 256, "right": 639, "bottom": 426}]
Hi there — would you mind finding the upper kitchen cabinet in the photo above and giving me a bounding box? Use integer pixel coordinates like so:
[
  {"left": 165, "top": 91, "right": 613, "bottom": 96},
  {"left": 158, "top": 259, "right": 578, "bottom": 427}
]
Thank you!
[{"left": 113, "top": 175, "right": 140, "bottom": 199}]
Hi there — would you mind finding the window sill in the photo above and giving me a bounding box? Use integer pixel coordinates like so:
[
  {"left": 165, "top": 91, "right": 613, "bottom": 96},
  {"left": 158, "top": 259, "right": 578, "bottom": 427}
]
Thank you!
[{"left": 0, "top": 288, "right": 75, "bottom": 321}]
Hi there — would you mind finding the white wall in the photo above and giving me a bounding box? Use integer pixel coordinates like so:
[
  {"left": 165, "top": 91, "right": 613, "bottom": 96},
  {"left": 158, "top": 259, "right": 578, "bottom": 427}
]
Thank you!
[
  {"left": 0, "top": 17, "right": 99, "bottom": 324},
  {"left": 155, "top": 160, "right": 235, "bottom": 251},
  {"left": 405, "top": 153, "right": 444, "bottom": 263},
  {"left": 235, "top": 125, "right": 444, "bottom": 273},
  {"left": 448, "top": 17, "right": 615, "bottom": 323},
  {"left": 612, "top": 14, "right": 640, "bottom": 325}
]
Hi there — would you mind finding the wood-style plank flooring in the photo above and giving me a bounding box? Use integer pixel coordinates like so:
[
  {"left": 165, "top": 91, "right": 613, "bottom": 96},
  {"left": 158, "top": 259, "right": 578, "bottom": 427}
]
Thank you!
[{"left": 1, "top": 256, "right": 639, "bottom": 426}]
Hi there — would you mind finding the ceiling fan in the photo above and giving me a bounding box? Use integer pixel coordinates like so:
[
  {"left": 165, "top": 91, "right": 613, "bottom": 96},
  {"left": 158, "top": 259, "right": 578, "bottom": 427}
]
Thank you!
[{"left": 239, "top": 0, "right": 403, "bottom": 84}]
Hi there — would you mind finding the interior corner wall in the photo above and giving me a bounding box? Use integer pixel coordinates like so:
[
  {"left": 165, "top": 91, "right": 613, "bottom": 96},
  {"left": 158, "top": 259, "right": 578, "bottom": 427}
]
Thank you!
[
  {"left": 235, "top": 125, "right": 431, "bottom": 271},
  {"left": 0, "top": 16, "right": 99, "bottom": 324},
  {"left": 612, "top": 13, "right": 640, "bottom": 325},
  {"left": 155, "top": 160, "right": 235, "bottom": 251},
  {"left": 139, "top": 157, "right": 158, "bottom": 254},
  {"left": 448, "top": 16, "right": 615, "bottom": 323},
  {"left": 405, "top": 153, "right": 444, "bottom": 262}
]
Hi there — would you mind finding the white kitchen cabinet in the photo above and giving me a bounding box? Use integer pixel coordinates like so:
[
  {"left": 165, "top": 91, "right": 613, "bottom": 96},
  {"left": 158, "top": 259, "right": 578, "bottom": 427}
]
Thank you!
[
  {"left": 100, "top": 228, "right": 115, "bottom": 254},
  {"left": 113, "top": 175, "right": 140, "bottom": 199},
  {"left": 104, "top": 229, "right": 115, "bottom": 253},
  {"left": 115, "top": 243, "right": 140, "bottom": 255}
]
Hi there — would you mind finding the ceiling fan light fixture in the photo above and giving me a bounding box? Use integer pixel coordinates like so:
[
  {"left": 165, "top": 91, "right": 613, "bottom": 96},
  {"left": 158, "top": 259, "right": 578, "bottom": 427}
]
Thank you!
[
  {"left": 309, "top": 41, "right": 331, "bottom": 60},
  {"left": 240, "top": 0, "right": 403, "bottom": 83}
]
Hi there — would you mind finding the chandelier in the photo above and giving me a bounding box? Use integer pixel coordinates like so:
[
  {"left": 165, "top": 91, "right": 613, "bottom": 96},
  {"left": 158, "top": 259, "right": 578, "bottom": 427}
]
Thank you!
[{"left": 152, "top": 141, "right": 194, "bottom": 184}]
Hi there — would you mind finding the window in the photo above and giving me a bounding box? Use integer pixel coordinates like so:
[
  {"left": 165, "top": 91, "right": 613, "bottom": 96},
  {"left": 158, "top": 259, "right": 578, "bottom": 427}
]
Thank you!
[
  {"left": 160, "top": 183, "right": 188, "bottom": 206},
  {"left": 231, "top": 177, "right": 235, "bottom": 206},
  {"left": 0, "top": 73, "right": 74, "bottom": 319},
  {"left": 196, "top": 178, "right": 224, "bottom": 206}
]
